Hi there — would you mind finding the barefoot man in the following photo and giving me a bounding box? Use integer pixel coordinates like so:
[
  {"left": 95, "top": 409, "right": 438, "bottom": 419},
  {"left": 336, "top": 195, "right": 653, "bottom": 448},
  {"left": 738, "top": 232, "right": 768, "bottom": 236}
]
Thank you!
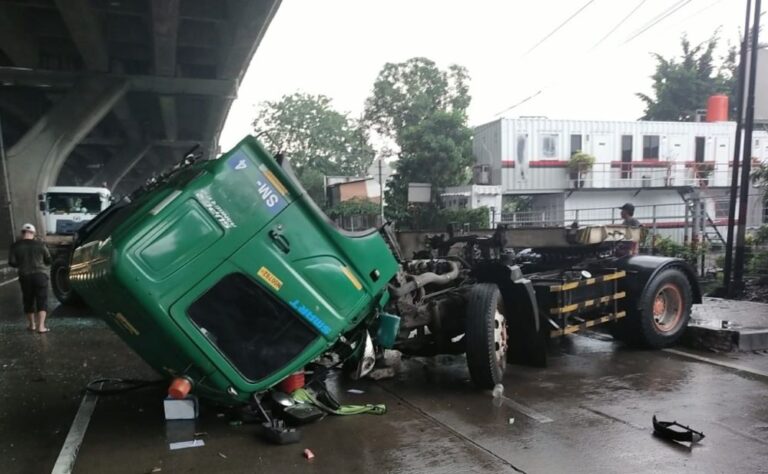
[{"left": 8, "top": 224, "right": 52, "bottom": 333}]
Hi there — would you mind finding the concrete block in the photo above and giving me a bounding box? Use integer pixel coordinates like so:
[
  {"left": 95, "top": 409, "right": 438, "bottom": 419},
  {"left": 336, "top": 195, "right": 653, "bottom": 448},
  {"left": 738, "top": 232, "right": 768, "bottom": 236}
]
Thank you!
[{"left": 164, "top": 395, "right": 198, "bottom": 420}]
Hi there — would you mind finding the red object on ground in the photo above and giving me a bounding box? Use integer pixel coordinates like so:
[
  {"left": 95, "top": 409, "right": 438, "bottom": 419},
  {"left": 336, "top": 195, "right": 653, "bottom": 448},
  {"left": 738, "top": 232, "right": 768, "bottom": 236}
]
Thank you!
[
  {"left": 168, "top": 377, "right": 192, "bottom": 399},
  {"left": 303, "top": 448, "right": 315, "bottom": 460},
  {"left": 278, "top": 371, "right": 305, "bottom": 393},
  {"left": 706, "top": 95, "right": 729, "bottom": 122}
]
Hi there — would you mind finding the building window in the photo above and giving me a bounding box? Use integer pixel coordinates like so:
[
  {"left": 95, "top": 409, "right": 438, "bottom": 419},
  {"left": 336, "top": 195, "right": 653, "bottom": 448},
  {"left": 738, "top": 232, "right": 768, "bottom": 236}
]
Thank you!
[
  {"left": 715, "top": 199, "right": 731, "bottom": 219},
  {"left": 570, "top": 134, "right": 582, "bottom": 156},
  {"left": 643, "top": 135, "right": 659, "bottom": 160},
  {"left": 541, "top": 134, "right": 558, "bottom": 158},
  {"left": 695, "top": 136, "right": 705, "bottom": 163},
  {"left": 516, "top": 134, "right": 527, "bottom": 163},
  {"left": 621, "top": 135, "right": 632, "bottom": 179}
]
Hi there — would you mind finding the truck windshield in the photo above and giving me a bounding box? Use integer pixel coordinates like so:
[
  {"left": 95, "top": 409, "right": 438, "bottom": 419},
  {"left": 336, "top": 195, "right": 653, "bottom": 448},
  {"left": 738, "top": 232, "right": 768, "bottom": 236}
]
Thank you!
[{"left": 47, "top": 193, "right": 102, "bottom": 214}]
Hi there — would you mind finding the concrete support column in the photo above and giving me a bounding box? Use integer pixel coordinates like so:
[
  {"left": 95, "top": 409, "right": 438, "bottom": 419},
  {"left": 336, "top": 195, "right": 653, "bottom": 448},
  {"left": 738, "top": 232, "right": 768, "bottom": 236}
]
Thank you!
[
  {"left": 87, "top": 141, "right": 151, "bottom": 190},
  {"left": 6, "top": 76, "right": 128, "bottom": 232}
]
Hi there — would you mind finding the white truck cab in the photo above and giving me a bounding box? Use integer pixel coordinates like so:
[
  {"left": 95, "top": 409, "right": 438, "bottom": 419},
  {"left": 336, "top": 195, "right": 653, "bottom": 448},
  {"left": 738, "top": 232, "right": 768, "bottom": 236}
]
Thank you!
[{"left": 39, "top": 186, "right": 112, "bottom": 235}]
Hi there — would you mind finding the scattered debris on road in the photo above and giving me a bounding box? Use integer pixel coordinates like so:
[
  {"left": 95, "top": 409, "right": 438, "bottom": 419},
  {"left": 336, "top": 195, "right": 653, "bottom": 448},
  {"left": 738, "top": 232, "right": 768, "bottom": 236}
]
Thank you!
[
  {"left": 168, "top": 439, "right": 205, "bottom": 450},
  {"left": 303, "top": 448, "right": 315, "bottom": 460},
  {"left": 652, "top": 416, "right": 705, "bottom": 443}
]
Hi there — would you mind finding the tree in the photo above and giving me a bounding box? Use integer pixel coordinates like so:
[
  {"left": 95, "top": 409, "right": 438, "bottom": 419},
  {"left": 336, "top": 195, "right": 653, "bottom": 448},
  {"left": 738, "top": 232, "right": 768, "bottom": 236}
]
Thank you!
[
  {"left": 253, "top": 93, "right": 375, "bottom": 205},
  {"left": 364, "top": 58, "right": 474, "bottom": 224},
  {"left": 637, "top": 35, "right": 736, "bottom": 121},
  {"left": 364, "top": 57, "right": 470, "bottom": 143}
]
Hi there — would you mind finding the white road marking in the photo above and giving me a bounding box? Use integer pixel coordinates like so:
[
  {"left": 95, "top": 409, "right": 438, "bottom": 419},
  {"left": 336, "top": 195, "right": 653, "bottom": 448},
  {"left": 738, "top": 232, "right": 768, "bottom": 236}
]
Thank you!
[
  {"left": 51, "top": 389, "right": 99, "bottom": 474},
  {"left": 663, "top": 348, "right": 768, "bottom": 379},
  {"left": 0, "top": 277, "right": 18, "bottom": 287},
  {"left": 499, "top": 395, "right": 554, "bottom": 423}
]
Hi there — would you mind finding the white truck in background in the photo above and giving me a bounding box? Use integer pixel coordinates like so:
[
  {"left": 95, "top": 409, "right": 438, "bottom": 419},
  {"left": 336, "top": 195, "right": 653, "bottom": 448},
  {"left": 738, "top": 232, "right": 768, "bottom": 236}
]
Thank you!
[
  {"left": 39, "top": 186, "right": 112, "bottom": 237},
  {"left": 38, "top": 186, "right": 112, "bottom": 303}
]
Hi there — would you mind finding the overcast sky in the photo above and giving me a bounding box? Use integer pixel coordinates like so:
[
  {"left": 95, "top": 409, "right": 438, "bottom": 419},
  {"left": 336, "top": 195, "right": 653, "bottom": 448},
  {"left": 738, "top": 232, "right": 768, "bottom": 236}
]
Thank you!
[{"left": 220, "top": 0, "right": 748, "bottom": 151}]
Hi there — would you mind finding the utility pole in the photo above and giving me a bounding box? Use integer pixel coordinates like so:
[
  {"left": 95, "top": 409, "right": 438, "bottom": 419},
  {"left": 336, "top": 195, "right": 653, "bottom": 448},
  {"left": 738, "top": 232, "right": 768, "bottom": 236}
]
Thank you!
[
  {"left": 723, "top": 0, "right": 752, "bottom": 294},
  {"left": 733, "top": 0, "right": 762, "bottom": 295},
  {"left": 378, "top": 157, "right": 384, "bottom": 222}
]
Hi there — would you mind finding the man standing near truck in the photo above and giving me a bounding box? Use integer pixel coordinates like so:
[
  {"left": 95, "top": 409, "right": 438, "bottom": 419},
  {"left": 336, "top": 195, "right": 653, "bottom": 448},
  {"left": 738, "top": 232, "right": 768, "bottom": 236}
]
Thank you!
[
  {"left": 619, "top": 203, "right": 642, "bottom": 227},
  {"left": 8, "top": 223, "right": 52, "bottom": 333}
]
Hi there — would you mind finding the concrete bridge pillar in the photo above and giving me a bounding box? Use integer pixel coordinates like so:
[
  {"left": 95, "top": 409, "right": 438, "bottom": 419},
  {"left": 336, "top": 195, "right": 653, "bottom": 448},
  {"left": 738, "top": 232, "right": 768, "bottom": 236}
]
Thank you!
[{"left": 6, "top": 76, "right": 127, "bottom": 233}]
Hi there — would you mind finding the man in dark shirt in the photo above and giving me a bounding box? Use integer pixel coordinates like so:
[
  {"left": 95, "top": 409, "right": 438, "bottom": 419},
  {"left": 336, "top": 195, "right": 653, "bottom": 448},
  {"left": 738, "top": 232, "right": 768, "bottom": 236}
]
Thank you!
[
  {"left": 619, "top": 203, "right": 641, "bottom": 227},
  {"left": 8, "top": 223, "right": 52, "bottom": 333}
]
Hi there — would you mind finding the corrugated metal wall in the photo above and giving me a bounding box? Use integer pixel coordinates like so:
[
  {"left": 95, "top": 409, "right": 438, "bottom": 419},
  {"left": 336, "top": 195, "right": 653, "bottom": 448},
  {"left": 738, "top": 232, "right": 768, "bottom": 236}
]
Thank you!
[{"left": 472, "top": 120, "right": 502, "bottom": 185}]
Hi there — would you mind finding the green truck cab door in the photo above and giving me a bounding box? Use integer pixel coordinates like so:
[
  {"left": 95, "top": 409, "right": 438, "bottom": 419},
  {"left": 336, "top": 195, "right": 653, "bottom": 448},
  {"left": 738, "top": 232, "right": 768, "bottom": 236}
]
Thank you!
[{"left": 166, "top": 137, "right": 398, "bottom": 395}]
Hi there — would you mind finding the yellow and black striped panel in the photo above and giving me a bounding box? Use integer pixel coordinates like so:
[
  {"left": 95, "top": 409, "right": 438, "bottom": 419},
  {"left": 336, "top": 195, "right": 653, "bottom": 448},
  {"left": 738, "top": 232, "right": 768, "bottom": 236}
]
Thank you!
[
  {"left": 549, "top": 291, "right": 626, "bottom": 315},
  {"left": 550, "top": 311, "right": 627, "bottom": 337},
  {"left": 549, "top": 271, "right": 626, "bottom": 292}
]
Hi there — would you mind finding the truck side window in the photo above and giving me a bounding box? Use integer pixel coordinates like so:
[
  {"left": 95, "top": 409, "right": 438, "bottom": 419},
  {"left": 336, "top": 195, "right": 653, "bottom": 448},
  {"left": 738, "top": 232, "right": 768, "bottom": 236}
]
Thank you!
[{"left": 187, "top": 273, "right": 318, "bottom": 382}]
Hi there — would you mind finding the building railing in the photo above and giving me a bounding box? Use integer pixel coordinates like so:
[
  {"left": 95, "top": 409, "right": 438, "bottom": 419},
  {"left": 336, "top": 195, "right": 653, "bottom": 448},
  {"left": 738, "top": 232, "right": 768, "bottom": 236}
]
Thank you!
[{"left": 503, "top": 160, "right": 765, "bottom": 190}]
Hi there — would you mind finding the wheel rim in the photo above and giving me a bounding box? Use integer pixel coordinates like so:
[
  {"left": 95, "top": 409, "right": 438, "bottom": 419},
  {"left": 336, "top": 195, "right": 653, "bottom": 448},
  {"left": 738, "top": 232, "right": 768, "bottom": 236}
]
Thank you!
[
  {"left": 493, "top": 299, "right": 508, "bottom": 369},
  {"left": 652, "top": 283, "right": 683, "bottom": 333}
]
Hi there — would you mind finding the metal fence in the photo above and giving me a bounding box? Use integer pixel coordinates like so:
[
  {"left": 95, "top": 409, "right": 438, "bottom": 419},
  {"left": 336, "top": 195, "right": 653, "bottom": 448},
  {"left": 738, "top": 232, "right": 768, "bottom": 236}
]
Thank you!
[
  {"left": 332, "top": 213, "right": 381, "bottom": 232},
  {"left": 501, "top": 194, "right": 766, "bottom": 249}
]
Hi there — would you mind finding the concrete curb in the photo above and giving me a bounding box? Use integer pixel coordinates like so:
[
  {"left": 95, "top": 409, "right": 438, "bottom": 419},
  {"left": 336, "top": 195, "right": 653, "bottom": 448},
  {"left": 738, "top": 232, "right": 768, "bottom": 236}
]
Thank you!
[
  {"left": 683, "top": 325, "right": 768, "bottom": 352},
  {"left": 682, "top": 298, "right": 768, "bottom": 352}
]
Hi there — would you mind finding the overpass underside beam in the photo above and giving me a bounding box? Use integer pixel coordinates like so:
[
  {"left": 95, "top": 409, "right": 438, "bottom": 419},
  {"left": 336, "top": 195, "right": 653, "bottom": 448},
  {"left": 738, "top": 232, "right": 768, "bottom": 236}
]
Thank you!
[
  {"left": 87, "top": 141, "right": 151, "bottom": 190},
  {"left": 7, "top": 76, "right": 128, "bottom": 232}
]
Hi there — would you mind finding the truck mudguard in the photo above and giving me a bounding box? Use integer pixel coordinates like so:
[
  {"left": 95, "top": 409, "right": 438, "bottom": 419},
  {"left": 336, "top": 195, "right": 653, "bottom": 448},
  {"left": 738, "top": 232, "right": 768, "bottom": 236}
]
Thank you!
[{"left": 614, "top": 255, "right": 702, "bottom": 311}]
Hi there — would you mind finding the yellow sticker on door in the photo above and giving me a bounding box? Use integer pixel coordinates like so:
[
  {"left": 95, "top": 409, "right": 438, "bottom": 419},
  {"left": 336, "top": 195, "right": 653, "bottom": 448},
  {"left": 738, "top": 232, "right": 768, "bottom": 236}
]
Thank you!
[
  {"left": 258, "top": 266, "right": 283, "bottom": 291},
  {"left": 340, "top": 266, "right": 363, "bottom": 290}
]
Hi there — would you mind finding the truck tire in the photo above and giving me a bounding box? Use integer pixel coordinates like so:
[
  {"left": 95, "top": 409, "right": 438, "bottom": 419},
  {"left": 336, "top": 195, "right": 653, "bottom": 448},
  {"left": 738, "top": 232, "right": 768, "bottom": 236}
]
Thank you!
[
  {"left": 51, "top": 257, "right": 82, "bottom": 305},
  {"left": 465, "top": 283, "right": 508, "bottom": 389},
  {"left": 617, "top": 268, "right": 692, "bottom": 348}
]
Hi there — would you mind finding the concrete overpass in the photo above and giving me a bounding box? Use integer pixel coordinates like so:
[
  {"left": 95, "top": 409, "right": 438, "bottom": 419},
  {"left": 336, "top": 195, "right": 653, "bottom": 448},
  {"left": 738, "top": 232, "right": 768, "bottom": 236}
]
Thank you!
[{"left": 0, "top": 0, "right": 280, "bottom": 245}]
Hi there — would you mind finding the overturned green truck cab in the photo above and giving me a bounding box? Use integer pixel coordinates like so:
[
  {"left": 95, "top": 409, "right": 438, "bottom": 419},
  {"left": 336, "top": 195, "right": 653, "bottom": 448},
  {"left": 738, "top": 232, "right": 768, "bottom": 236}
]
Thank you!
[{"left": 70, "top": 137, "right": 399, "bottom": 404}]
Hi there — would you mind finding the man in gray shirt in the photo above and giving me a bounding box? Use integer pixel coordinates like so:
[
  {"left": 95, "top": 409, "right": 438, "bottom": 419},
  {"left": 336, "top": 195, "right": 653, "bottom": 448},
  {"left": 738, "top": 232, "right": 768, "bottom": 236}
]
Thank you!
[
  {"left": 619, "top": 203, "right": 641, "bottom": 227},
  {"left": 8, "top": 223, "right": 52, "bottom": 333}
]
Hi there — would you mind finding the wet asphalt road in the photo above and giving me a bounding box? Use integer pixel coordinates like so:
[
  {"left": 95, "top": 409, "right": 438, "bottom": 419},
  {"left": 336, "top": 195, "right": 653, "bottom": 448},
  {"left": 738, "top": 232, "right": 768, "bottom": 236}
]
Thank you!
[{"left": 1, "top": 281, "right": 768, "bottom": 474}]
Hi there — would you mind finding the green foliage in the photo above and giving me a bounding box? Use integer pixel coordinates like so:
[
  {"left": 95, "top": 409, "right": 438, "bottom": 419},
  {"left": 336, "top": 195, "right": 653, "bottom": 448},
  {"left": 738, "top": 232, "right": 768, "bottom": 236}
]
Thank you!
[
  {"left": 502, "top": 195, "right": 533, "bottom": 214},
  {"left": 327, "top": 197, "right": 380, "bottom": 218},
  {"left": 637, "top": 34, "right": 737, "bottom": 121},
  {"left": 384, "top": 111, "right": 474, "bottom": 222},
  {"left": 749, "top": 251, "right": 768, "bottom": 275},
  {"left": 364, "top": 57, "right": 470, "bottom": 141},
  {"left": 364, "top": 58, "right": 474, "bottom": 223},
  {"left": 390, "top": 205, "right": 489, "bottom": 231},
  {"left": 435, "top": 207, "right": 489, "bottom": 230},
  {"left": 753, "top": 225, "right": 768, "bottom": 245},
  {"left": 253, "top": 93, "right": 375, "bottom": 206},
  {"left": 753, "top": 163, "right": 768, "bottom": 191},
  {"left": 651, "top": 234, "right": 706, "bottom": 264},
  {"left": 568, "top": 152, "right": 595, "bottom": 172}
]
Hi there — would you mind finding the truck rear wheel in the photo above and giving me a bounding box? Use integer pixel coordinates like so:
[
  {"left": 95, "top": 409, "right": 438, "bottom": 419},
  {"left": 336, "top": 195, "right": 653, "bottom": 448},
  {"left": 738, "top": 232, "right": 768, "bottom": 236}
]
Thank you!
[
  {"left": 618, "top": 268, "right": 692, "bottom": 348},
  {"left": 51, "top": 257, "right": 81, "bottom": 305},
  {"left": 465, "top": 283, "right": 508, "bottom": 389}
]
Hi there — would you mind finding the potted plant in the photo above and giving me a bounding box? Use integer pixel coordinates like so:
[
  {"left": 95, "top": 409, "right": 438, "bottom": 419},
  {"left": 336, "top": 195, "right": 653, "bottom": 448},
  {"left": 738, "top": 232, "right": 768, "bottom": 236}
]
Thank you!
[
  {"left": 568, "top": 152, "right": 595, "bottom": 188},
  {"left": 695, "top": 162, "right": 715, "bottom": 187}
]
